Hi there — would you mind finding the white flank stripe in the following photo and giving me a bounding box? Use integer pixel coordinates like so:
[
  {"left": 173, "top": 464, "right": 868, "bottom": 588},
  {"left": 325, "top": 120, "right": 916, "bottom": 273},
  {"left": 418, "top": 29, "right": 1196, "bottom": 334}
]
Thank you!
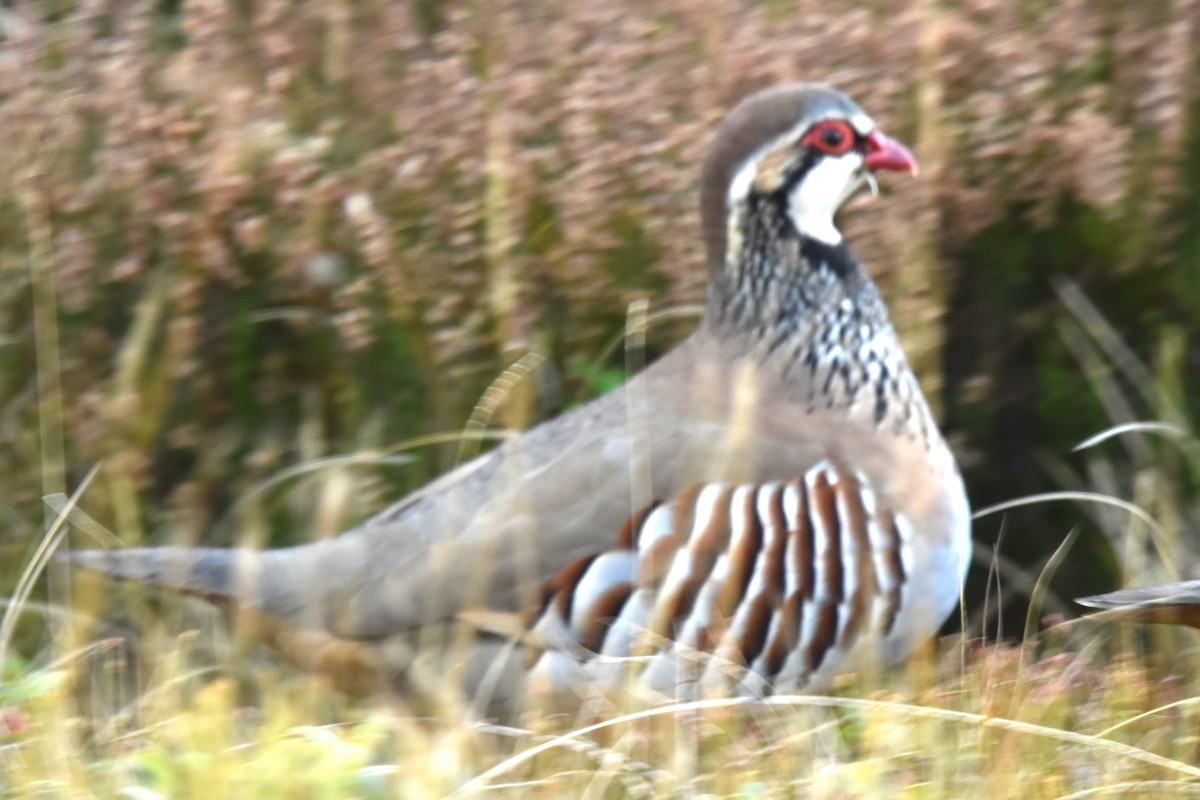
[
  {"left": 529, "top": 605, "right": 580, "bottom": 653},
  {"left": 658, "top": 549, "right": 696, "bottom": 606},
  {"left": 782, "top": 480, "right": 802, "bottom": 525},
  {"left": 856, "top": 473, "right": 877, "bottom": 515},
  {"left": 868, "top": 519, "right": 900, "bottom": 593},
  {"left": 731, "top": 489, "right": 769, "bottom": 651},
  {"left": 729, "top": 484, "right": 761, "bottom": 587},
  {"left": 569, "top": 551, "right": 637, "bottom": 632},
  {"left": 836, "top": 478, "right": 859, "bottom": 605},
  {"left": 532, "top": 651, "right": 583, "bottom": 691},
  {"left": 782, "top": 481, "right": 804, "bottom": 595},
  {"left": 601, "top": 588, "right": 654, "bottom": 657},
  {"left": 751, "top": 609, "right": 783, "bottom": 678},
  {"left": 676, "top": 572, "right": 720, "bottom": 652},
  {"left": 870, "top": 592, "right": 894, "bottom": 635},
  {"left": 727, "top": 484, "right": 755, "bottom": 551},
  {"left": 637, "top": 503, "right": 677, "bottom": 554},
  {"left": 689, "top": 483, "right": 730, "bottom": 542}
]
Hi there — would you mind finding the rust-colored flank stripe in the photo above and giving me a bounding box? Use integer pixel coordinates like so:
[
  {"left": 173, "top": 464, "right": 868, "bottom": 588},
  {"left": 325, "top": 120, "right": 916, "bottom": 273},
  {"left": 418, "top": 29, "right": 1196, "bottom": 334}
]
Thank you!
[
  {"left": 660, "top": 485, "right": 734, "bottom": 634},
  {"left": 762, "top": 484, "right": 788, "bottom": 598},
  {"left": 790, "top": 479, "right": 815, "bottom": 600},
  {"left": 742, "top": 484, "right": 788, "bottom": 673},
  {"left": 691, "top": 486, "right": 737, "bottom": 581},
  {"left": 738, "top": 593, "right": 774, "bottom": 666},
  {"left": 547, "top": 554, "right": 598, "bottom": 620},
  {"left": 715, "top": 487, "right": 762, "bottom": 619},
  {"left": 765, "top": 592, "right": 801, "bottom": 677},
  {"left": 759, "top": 485, "right": 793, "bottom": 677},
  {"left": 580, "top": 582, "right": 634, "bottom": 653},
  {"left": 637, "top": 486, "right": 696, "bottom": 587},
  {"left": 803, "top": 467, "right": 846, "bottom": 675},
  {"left": 811, "top": 471, "right": 843, "bottom": 603},
  {"left": 806, "top": 601, "right": 839, "bottom": 673},
  {"left": 619, "top": 499, "right": 661, "bottom": 549}
]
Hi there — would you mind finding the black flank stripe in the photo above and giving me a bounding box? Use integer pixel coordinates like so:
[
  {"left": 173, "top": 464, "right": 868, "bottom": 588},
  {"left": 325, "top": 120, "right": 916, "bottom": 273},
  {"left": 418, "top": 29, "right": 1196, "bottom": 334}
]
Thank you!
[{"left": 881, "top": 512, "right": 906, "bottom": 635}]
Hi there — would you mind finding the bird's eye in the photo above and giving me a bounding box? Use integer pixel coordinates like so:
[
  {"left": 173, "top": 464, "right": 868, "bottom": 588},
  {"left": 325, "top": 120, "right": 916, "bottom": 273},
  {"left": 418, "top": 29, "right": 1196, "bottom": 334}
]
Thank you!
[{"left": 801, "top": 120, "right": 855, "bottom": 156}]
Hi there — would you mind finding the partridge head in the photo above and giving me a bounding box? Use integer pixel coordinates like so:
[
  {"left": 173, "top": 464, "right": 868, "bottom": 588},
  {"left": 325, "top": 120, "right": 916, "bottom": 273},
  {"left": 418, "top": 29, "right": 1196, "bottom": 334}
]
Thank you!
[{"left": 67, "top": 84, "right": 970, "bottom": 714}]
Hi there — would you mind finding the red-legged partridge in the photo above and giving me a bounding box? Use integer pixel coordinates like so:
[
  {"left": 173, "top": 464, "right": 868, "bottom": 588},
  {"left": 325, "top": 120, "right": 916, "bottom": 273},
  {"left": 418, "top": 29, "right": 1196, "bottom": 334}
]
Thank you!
[{"left": 69, "top": 83, "right": 972, "bottom": 713}]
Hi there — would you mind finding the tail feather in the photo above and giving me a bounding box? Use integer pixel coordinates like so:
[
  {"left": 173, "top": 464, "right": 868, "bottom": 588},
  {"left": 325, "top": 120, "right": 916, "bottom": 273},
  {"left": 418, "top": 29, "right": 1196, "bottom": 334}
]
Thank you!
[
  {"left": 65, "top": 544, "right": 341, "bottom": 630},
  {"left": 66, "top": 547, "right": 239, "bottom": 605},
  {"left": 65, "top": 544, "right": 531, "bottom": 718}
]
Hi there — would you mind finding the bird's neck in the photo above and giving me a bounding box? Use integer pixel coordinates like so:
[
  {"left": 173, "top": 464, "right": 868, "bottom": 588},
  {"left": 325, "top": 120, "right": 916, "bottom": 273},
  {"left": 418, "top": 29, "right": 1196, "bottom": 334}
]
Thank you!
[
  {"left": 705, "top": 194, "right": 891, "bottom": 347},
  {"left": 702, "top": 199, "right": 934, "bottom": 438}
]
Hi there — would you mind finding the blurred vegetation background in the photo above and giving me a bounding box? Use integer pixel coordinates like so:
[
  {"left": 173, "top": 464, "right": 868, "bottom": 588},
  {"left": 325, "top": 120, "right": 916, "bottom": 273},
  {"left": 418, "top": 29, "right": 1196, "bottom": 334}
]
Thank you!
[{"left": 2, "top": 0, "right": 1199, "bottom": 662}]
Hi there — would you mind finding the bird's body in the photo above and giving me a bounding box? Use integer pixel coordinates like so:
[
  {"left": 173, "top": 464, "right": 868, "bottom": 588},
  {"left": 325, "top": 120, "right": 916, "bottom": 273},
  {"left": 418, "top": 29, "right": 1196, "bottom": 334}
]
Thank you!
[{"left": 69, "top": 84, "right": 971, "bottom": 714}]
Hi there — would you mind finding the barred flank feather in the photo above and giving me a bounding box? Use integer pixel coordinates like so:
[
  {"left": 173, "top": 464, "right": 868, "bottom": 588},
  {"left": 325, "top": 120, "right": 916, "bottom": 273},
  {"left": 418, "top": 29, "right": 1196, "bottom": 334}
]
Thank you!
[{"left": 528, "top": 461, "right": 910, "bottom": 694}]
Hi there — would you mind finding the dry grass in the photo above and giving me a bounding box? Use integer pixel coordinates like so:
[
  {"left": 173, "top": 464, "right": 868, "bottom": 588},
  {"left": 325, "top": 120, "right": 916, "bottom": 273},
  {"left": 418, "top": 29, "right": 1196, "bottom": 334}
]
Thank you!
[{"left": 4, "top": 608, "right": 1200, "bottom": 797}]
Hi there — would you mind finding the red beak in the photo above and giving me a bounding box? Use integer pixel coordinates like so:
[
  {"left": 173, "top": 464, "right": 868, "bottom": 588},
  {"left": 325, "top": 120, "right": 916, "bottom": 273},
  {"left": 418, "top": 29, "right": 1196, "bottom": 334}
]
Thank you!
[{"left": 864, "top": 131, "right": 919, "bottom": 175}]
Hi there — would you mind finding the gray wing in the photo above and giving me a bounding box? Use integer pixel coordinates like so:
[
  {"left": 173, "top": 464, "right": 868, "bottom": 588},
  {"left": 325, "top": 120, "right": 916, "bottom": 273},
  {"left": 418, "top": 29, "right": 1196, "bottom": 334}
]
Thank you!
[{"left": 66, "top": 341, "right": 731, "bottom": 638}]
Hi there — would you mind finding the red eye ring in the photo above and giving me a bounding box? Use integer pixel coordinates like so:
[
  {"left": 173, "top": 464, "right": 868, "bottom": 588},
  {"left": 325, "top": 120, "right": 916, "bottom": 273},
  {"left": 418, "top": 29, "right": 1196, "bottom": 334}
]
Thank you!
[{"left": 801, "top": 120, "right": 856, "bottom": 156}]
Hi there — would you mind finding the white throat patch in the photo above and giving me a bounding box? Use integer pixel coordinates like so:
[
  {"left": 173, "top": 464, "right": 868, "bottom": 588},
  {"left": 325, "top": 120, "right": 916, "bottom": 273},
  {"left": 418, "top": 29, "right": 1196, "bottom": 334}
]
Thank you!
[{"left": 787, "top": 153, "right": 863, "bottom": 245}]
